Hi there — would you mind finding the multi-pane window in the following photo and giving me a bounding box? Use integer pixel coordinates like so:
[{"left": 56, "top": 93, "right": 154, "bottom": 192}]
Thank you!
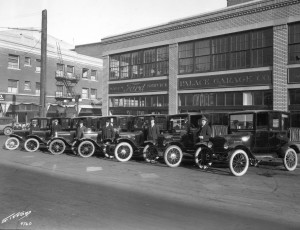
[
  {"left": 109, "top": 95, "right": 168, "bottom": 108},
  {"left": 35, "top": 82, "right": 40, "bottom": 95},
  {"left": 56, "top": 86, "right": 63, "bottom": 97},
  {"left": 24, "top": 81, "right": 31, "bottom": 91},
  {"left": 24, "top": 57, "right": 31, "bottom": 66},
  {"left": 91, "top": 89, "right": 97, "bottom": 99},
  {"left": 67, "top": 65, "right": 74, "bottom": 78},
  {"left": 82, "top": 68, "right": 89, "bottom": 79},
  {"left": 289, "top": 22, "right": 300, "bottom": 64},
  {"left": 178, "top": 28, "right": 273, "bottom": 74},
  {"left": 8, "top": 80, "right": 19, "bottom": 93},
  {"left": 8, "top": 54, "right": 19, "bottom": 69},
  {"left": 56, "top": 63, "right": 64, "bottom": 77},
  {"left": 82, "top": 88, "right": 89, "bottom": 99},
  {"left": 109, "top": 46, "right": 169, "bottom": 81},
  {"left": 36, "top": 59, "right": 41, "bottom": 72},
  {"left": 179, "top": 90, "right": 272, "bottom": 107},
  {"left": 91, "top": 70, "right": 97, "bottom": 80}
]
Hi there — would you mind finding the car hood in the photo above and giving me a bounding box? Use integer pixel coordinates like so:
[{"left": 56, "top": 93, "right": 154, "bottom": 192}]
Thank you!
[{"left": 211, "top": 132, "right": 252, "bottom": 146}]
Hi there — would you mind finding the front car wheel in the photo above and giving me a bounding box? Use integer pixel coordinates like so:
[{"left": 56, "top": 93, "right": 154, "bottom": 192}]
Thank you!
[
  {"left": 229, "top": 149, "right": 249, "bottom": 176},
  {"left": 114, "top": 142, "right": 133, "bottom": 162},
  {"left": 24, "top": 138, "right": 40, "bottom": 152},
  {"left": 164, "top": 145, "right": 183, "bottom": 168},
  {"left": 283, "top": 148, "right": 298, "bottom": 171},
  {"left": 3, "top": 127, "right": 13, "bottom": 135},
  {"left": 143, "top": 144, "right": 159, "bottom": 163},
  {"left": 48, "top": 139, "right": 66, "bottom": 155},
  {"left": 78, "top": 140, "right": 95, "bottom": 158},
  {"left": 5, "top": 137, "right": 20, "bottom": 150}
]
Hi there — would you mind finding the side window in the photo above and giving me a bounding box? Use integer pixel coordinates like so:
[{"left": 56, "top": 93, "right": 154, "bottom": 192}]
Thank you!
[
  {"left": 256, "top": 113, "right": 268, "bottom": 130},
  {"left": 40, "top": 120, "right": 49, "bottom": 130},
  {"left": 269, "top": 112, "right": 281, "bottom": 130},
  {"left": 281, "top": 113, "right": 290, "bottom": 131}
]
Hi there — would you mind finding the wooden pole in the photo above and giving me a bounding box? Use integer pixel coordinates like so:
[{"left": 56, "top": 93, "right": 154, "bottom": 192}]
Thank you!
[{"left": 40, "top": 9, "right": 47, "bottom": 117}]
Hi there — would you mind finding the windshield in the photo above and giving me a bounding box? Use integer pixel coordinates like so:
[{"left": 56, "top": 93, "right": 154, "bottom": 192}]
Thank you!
[
  {"left": 230, "top": 114, "right": 254, "bottom": 130},
  {"left": 169, "top": 115, "right": 189, "bottom": 131}
]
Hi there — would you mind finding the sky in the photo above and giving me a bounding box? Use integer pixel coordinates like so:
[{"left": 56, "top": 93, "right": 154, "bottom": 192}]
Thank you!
[{"left": 0, "top": 0, "right": 227, "bottom": 46}]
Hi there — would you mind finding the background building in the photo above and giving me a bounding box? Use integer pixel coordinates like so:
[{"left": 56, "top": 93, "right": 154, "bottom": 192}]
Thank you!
[
  {"left": 79, "top": 0, "right": 300, "bottom": 126},
  {"left": 0, "top": 29, "right": 102, "bottom": 123}
]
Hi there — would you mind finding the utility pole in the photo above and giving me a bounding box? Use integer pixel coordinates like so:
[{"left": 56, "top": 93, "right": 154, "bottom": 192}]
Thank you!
[{"left": 40, "top": 9, "right": 47, "bottom": 117}]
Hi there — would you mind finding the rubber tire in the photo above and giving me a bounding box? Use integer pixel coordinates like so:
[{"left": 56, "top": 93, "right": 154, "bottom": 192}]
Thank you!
[
  {"left": 114, "top": 142, "right": 133, "bottom": 162},
  {"left": 78, "top": 140, "right": 95, "bottom": 158},
  {"left": 143, "top": 144, "right": 159, "bottom": 163},
  {"left": 164, "top": 145, "right": 183, "bottom": 168},
  {"left": 195, "top": 147, "right": 210, "bottom": 168},
  {"left": 229, "top": 149, "right": 249, "bottom": 177},
  {"left": 283, "top": 148, "right": 298, "bottom": 171},
  {"left": 3, "top": 127, "right": 13, "bottom": 135},
  {"left": 24, "top": 138, "right": 40, "bottom": 152},
  {"left": 5, "top": 137, "right": 20, "bottom": 150},
  {"left": 49, "top": 139, "right": 66, "bottom": 155}
]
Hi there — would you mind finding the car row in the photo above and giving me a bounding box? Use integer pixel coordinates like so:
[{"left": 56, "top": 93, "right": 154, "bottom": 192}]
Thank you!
[{"left": 3, "top": 110, "right": 299, "bottom": 176}]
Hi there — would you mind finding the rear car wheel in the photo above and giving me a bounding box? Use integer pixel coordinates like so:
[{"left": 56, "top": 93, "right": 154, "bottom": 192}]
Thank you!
[
  {"left": 164, "top": 145, "right": 183, "bottom": 168},
  {"left": 24, "top": 138, "right": 40, "bottom": 152},
  {"left": 283, "top": 148, "right": 297, "bottom": 171},
  {"left": 49, "top": 139, "right": 66, "bottom": 155},
  {"left": 143, "top": 144, "right": 159, "bottom": 163},
  {"left": 195, "top": 147, "right": 211, "bottom": 168},
  {"left": 114, "top": 142, "right": 133, "bottom": 162},
  {"left": 5, "top": 137, "right": 20, "bottom": 150},
  {"left": 3, "top": 127, "right": 13, "bottom": 135},
  {"left": 78, "top": 140, "right": 95, "bottom": 158},
  {"left": 229, "top": 149, "right": 249, "bottom": 176}
]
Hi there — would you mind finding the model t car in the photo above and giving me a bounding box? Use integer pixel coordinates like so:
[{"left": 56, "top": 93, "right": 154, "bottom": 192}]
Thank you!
[
  {"left": 142, "top": 113, "right": 228, "bottom": 167},
  {"left": 195, "top": 110, "right": 299, "bottom": 176},
  {"left": 5, "top": 117, "right": 72, "bottom": 152}
]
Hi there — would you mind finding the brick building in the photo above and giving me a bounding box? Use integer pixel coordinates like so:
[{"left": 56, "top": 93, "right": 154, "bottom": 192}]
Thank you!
[
  {"left": 0, "top": 30, "right": 102, "bottom": 123},
  {"left": 81, "top": 0, "right": 300, "bottom": 126}
]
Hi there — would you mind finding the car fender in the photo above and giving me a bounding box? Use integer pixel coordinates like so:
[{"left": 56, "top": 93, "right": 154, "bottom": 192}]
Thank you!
[
  {"left": 143, "top": 140, "right": 155, "bottom": 147},
  {"left": 26, "top": 135, "right": 45, "bottom": 143},
  {"left": 116, "top": 138, "right": 137, "bottom": 150},
  {"left": 47, "top": 137, "right": 72, "bottom": 147},
  {"left": 8, "top": 133, "right": 25, "bottom": 142},
  {"left": 78, "top": 138, "right": 101, "bottom": 149},
  {"left": 164, "top": 141, "right": 184, "bottom": 150},
  {"left": 279, "top": 143, "right": 300, "bottom": 157},
  {"left": 232, "top": 145, "right": 256, "bottom": 160}
]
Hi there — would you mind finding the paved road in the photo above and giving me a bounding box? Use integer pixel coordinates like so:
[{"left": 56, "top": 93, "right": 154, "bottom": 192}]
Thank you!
[{"left": 0, "top": 136, "right": 300, "bottom": 230}]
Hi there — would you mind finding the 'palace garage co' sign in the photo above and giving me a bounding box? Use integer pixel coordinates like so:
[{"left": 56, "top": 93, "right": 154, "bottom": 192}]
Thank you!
[
  {"left": 109, "top": 79, "right": 168, "bottom": 94},
  {"left": 178, "top": 71, "right": 272, "bottom": 90}
]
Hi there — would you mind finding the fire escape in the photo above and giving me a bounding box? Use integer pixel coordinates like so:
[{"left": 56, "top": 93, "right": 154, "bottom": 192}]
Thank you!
[{"left": 55, "top": 42, "right": 80, "bottom": 102}]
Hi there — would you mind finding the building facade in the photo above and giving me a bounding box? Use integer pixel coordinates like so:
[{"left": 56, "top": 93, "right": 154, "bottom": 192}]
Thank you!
[
  {"left": 82, "top": 0, "right": 300, "bottom": 126},
  {"left": 0, "top": 30, "right": 102, "bottom": 123}
]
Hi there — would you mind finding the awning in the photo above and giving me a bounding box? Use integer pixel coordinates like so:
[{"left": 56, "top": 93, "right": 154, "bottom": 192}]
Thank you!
[
  {"left": 78, "top": 108, "right": 102, "bottom": 116},
  {"left": 6, "top": 103, "right": 39, "bottom": 113}
]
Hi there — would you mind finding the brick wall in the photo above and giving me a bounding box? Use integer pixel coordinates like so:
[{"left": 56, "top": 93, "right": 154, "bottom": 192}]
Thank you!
[
  {"left": 273, "top": 24, "right": 288, "bottom": 111},
  {"left": 102, "top": 56, "right": 109, "bottom": 116},
  {"left": 168, "top": 44, "right": 178, "bottom": 115}
]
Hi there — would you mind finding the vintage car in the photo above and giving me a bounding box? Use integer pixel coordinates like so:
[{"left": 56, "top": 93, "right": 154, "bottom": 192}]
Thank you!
[
  {"left": 195, "top": 110, "right": 299, "bottom": 176},
  {"left": 142, "top": 112, "right": 228, "bottom": 167},
  {"left": 4, "top": 117, "right": 72, "bottom": 152},
  {"left": 47, "top": 116, "right": 99, "bottom": 155},
  {"left": 0, "top": 117, "right": 15, "bottom": 135}
]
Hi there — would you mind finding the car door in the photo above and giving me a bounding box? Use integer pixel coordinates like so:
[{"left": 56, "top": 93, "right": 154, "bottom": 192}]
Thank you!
[
  {"left": 268, "top": 112, "right": 282, "bottom": 154},
  {"left": 253, "top": 112, "right": 269, "bottom": 154}
]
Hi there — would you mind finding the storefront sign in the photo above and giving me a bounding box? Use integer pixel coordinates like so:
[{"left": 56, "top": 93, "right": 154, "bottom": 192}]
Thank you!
[
  {"left": 0, "top": 94, "right": 5, "bottom": 101},
  {"left": 109, "top": 79, "right": 168, "bottom": 94},
  {"left": 288, "top": 68, "right": 300, "bottom": 84},
  {"left": 178, "top": 71, "right": 272, "bottom": 90}
]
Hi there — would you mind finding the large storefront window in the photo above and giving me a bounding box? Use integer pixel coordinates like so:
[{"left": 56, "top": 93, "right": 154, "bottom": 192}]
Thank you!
[
  {"left": 178, "top": 28, "right": 273, "bottom": 74},
  {"left": 109, "top": 46, "right": 169, "bottom": 81},
  {"left": 109, "top": 94, "right": 168, "bottom": 115},
  {"left": 179, "top": 90, "right": 272, "bottom": 109},
  {"left": 289, "top": 22, "right": 300, "bottom": 64}
]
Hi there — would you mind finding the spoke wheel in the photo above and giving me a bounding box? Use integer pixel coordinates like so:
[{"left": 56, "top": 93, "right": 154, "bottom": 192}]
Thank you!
[
  {"left": 164, "top": 145, "right": 183, "bottom": 168},
  {"left": 283, "top": 148, "right": 297, "bottom": 171},
  {"left": 143, "top": 145, "right": 159, "bottom": 163},
  {"left": 78, "top": 140, "right": 95, "bottom": 158},
  {"left": 5, "top": 137, "right": 20, "bottom": 150},
  {"left": 229, "top": 149, "right": 249, "bottom": 176},
  {"left": 49, "top": 139, "right": 66, "bottom": 155},
  {"left": 24, "top": 138, "right": 40, "bottom": 152},
  {"left": 3, "top": 127, "right": 13, "bottom": 135},
  {"left": 195, "top": 147, "right": 211, "bottom": 168},
  {"left": 114, "top": 142, "right": 133, "bottom": 162}
]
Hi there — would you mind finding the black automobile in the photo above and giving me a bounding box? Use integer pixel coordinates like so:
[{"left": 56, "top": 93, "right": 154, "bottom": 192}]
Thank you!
[
  {"left": 195, "top": 110, "right": 299, "bottom": 176},
  {"left": 47, "top": 116, "right": 98, "bottom": 155},
  {"left": 5, "top": 118, "right": 72, "bottom": 152},
  {"left": 142, "top": 113, "right": 228, "bottom": 167}
]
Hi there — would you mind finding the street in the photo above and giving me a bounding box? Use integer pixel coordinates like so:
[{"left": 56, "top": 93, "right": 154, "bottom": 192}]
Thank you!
[{"left": 0, "top": 135, "right": 300, "bottom": 230}]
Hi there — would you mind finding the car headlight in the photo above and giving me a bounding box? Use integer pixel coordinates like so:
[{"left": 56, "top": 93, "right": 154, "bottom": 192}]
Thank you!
[
  {"left": 241, "top": 136, "right": 250, "bottom": 142},
  {"left": 208, "top": 141, "right": 213, "bottom": 148},
  {"left": 224, "top": 142, "right": 229, "bottom": 149}
]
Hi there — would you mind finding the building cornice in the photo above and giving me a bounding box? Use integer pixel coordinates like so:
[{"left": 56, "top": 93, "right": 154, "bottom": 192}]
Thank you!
[{"left": 102, "top": 0, "right": 299, "bottom": 45}]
